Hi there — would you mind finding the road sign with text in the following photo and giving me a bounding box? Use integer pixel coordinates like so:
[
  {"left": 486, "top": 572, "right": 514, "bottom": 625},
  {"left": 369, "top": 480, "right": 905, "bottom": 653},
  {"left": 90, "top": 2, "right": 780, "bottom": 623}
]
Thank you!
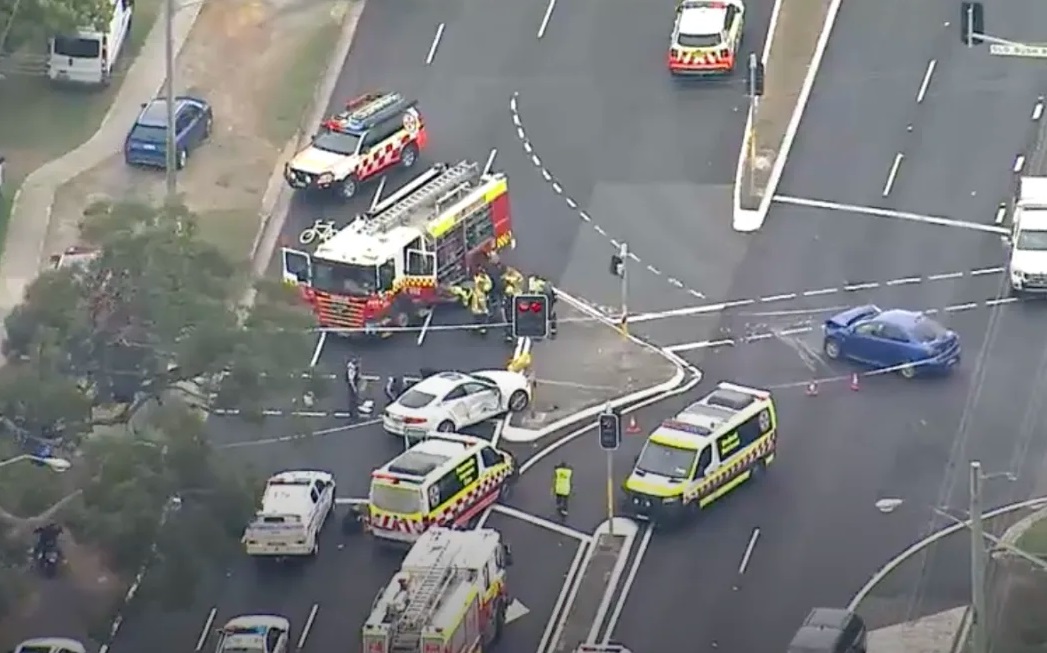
[{"left": 989, "top": 43, "right": 1047, "bottom": 58}]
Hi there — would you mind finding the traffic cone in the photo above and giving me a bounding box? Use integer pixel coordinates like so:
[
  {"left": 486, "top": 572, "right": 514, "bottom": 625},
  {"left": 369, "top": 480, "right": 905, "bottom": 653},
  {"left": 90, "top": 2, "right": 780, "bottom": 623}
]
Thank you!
[
  {"left": 850, "top": 373, "right": 860, "bottom": 391},
  {"left": 805, "top": 381, "right": 818, "bottom": 396},
  {"left": 626, "top": 415, "right": 641, "bottom": 434}
]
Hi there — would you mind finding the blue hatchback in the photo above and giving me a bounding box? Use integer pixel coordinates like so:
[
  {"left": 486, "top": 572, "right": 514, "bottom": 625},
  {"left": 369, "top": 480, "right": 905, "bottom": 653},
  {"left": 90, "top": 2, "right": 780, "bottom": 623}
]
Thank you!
[
  {"left": 823, "top": 305, "right": 961, "bottom": 379},
  {"left": 124, "top": 96, "right": 212, "bottom": 169}
]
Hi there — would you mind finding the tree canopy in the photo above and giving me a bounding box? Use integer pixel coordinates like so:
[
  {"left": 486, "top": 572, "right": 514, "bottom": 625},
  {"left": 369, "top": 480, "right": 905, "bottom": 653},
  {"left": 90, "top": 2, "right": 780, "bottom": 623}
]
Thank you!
[
  {"left": 0, "top": 201, "right": 320, "bottom": 619},
  {"left": 0, "top": 0, "right": 113, "bottom": 52}
]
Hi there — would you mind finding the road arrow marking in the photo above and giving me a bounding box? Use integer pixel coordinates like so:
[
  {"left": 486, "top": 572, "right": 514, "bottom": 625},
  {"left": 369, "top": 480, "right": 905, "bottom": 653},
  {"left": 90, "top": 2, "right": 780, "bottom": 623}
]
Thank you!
[
  {"left": 506, "top": 599, "right": 530, "bottom": 623},
  {"left": 875, "top": 498, "right": 904, "bottom": 514}
]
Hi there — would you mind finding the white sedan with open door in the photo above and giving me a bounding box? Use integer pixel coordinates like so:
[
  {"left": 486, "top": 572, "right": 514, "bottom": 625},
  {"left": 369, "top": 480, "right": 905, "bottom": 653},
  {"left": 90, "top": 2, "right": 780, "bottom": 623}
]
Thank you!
[{"left": 383, "top": 370, "right": 532, "bottom": 440}]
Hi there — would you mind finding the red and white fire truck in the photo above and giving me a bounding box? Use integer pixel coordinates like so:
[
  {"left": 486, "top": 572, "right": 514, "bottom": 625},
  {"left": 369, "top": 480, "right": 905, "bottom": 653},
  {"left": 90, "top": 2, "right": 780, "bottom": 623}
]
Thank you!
[
  {"left": 362, "top": 526, "right": 513, "bottom": 653},
  {"left": 280, "top": 160, "right": 514, "bottom": 335}
]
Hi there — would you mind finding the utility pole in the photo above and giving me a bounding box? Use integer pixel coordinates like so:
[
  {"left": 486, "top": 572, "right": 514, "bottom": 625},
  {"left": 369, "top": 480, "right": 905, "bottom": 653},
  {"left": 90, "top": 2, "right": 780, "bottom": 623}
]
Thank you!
[
  {"left": 747, "top": 52, "right": 759, "bottom": 199},
  {"left": 966, "top": 1, "right": 974, "bottom": 47},
  {"left": 598, "top": 406, "right": 621, "bottom": 536},
  {"left": 164, "top": 0, "right": 177, "bottom": 202},
  {"left": 618, "top": 243, "right": 628, "bottom": 337},
  {"left": 970, "top": 461, "right": 989, "bottom": 653}
]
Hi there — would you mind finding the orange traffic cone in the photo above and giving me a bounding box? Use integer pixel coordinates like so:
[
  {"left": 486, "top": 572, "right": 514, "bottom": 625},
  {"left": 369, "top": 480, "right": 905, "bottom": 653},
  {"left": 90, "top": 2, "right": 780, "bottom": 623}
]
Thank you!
[
  {"left": 626, "top": 415, "right": 641, "bottom": 434},
  {"left": 805, "top": 381, "right": 818, "bottom": 396},
  {"left": 850, "top": 373, "right": 860, "bottom": 391}
]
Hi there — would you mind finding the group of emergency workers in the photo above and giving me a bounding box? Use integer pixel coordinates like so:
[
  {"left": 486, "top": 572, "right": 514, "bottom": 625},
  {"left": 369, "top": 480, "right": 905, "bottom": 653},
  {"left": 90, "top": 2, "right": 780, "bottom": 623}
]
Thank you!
[{"left": 447, "top": 253, "right": 558, "bottom": 341}]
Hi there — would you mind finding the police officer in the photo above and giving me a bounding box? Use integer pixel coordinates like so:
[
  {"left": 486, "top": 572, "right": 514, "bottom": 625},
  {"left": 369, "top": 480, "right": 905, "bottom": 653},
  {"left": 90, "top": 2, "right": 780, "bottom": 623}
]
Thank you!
[
  {"left": 553, "top": 461, "right": 573, "bottom": 518},
  {"left": 469, "top": 270, "right": 493, "bottom": 336},
  {"left": 345, "top": 357, "right": 361, "bottom": 419},
  {"left": 527, "top": 275, "right": 558, "bottom": 338},
  {"left": 501, "top": 266, "right": 525, "bottom": 342}
]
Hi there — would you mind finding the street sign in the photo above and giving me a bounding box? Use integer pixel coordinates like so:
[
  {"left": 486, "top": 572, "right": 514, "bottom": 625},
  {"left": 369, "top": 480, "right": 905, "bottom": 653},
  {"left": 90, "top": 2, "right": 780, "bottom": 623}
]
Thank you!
[{"left": 989, "top": 43, "right": 1047, "bottom": 58}]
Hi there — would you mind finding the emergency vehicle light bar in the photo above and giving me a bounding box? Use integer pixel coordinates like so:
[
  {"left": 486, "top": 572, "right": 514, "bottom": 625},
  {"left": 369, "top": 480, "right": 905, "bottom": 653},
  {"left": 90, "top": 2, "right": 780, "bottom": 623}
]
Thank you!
[
  {"left": 679, "top": 0, "right": 725, "bottom": 7},
  {"left": 372, "top": 471, "right": 425, "bottom": 483}
]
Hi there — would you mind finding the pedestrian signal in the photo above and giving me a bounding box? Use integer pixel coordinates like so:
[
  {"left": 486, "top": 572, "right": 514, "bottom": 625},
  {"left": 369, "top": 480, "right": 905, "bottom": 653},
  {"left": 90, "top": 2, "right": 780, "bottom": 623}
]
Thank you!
[
  {"left": 599, "top": 412, "right": 621, "bottom": 451},
  {"left": 960, "top": 1, "right": 984, "bottom": 45},
  {"left": 746, "top": 53, "right": 765, "bottom": 97},
  {"left": 512, "top": 293, "right": 549, "bottom": 339}
]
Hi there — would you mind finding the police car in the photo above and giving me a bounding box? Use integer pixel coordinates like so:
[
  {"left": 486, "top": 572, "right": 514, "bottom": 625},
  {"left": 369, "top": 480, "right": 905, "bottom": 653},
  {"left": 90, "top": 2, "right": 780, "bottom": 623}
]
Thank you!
[
  {"left": 215, "top": 615, "right": 290, "bottom": 653},
  {"left": 383, "top": 370, "right": 532, "bottom": 441},
  {"left": 622, "top": 382, "right": 776, "bottom": 525},
  {"left": 284, "top": 91, "right": 427, "bottom": 199},
  {"left": 668, "top": 0, "right": 745, "bottom": 75}
]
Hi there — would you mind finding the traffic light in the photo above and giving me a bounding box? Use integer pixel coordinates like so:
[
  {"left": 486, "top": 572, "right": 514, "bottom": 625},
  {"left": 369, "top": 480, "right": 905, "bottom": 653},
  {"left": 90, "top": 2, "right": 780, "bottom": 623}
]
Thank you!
[
  {"left": 512, "top": 293, "right": 549, "bottom": 339},
  {"left": 960, "top": 1, "right": 984, "bottom": 45},
  {"left": 609, "top": 253, "right": 624, "bottom": 278},
  {"left": 746, "top": 53, "right": 764, "bottom": 97},
  {"left": 599, "top": 412, "right": 621, "bottom": 451}
]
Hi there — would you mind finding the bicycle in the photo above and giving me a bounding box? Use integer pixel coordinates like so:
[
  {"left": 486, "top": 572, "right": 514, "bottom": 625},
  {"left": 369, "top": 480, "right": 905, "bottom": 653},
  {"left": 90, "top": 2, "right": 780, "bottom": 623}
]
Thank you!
[{"left": 299, "top": 220, "right": 338, "bottom": 246}]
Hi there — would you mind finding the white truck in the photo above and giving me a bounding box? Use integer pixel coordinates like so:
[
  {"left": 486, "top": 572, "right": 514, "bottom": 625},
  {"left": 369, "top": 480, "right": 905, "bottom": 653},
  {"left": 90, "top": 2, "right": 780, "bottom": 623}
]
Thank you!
[{"left": 1007, "top": 176, "right": 1047, "bottom": 295}]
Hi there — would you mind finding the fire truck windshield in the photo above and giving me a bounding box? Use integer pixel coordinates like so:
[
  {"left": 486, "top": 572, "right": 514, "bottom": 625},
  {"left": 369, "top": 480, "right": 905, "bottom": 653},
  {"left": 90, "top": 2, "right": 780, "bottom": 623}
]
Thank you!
[{"left": 313, "top": 259, "right": 379, "bottom": 295}]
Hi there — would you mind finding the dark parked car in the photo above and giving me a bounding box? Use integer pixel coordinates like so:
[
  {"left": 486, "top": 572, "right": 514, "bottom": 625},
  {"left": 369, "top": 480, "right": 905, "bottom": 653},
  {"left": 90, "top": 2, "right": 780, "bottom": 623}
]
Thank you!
[
  {"left": 788, "top": 608, "right": 867, "bottom": 653},
  {"left": 124, "top": 96, "right": 212, "bottom": 169}
]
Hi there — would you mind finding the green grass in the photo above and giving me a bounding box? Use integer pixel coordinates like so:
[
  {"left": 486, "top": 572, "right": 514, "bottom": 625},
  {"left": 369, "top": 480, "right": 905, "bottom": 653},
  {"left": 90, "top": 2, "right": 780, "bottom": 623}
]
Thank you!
[
  {"left": 262, "top": 9, "right": 346, "bottom": 147},
  {"left": 1016, "top": 516, "right": 1047, "bottom": 557},
  {"left": 195, "top": 208, "right": 262, "bottom": 264}
]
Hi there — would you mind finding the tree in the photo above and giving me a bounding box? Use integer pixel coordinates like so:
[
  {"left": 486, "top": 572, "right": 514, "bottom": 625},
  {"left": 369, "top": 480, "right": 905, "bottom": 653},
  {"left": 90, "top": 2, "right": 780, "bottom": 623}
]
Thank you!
[
  {"left": 2, "top": 201, "right": 322, "bottom": 443},
  {"left": 0, "top": 0, "right": 112, "bottom": 52}
]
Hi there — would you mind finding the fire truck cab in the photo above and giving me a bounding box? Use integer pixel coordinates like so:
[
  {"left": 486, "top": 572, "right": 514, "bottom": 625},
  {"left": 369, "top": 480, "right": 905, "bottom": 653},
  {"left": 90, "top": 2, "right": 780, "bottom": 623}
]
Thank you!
[
  {"left": 281, "top": 160, "right": 514, "bottom": 336},
  {"left": 362, "top": 526, "right": 513, "bottom": 653}
]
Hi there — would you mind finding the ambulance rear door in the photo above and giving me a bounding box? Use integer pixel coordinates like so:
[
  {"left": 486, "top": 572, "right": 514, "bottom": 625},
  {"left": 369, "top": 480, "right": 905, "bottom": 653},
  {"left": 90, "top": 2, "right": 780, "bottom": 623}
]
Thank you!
[{"left": 282, "top": 248, "right": 312, "bottom": 286}]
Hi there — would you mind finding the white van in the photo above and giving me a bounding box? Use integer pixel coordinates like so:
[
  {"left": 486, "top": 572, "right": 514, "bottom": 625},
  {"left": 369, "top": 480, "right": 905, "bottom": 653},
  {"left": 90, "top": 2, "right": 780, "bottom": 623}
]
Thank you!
[
  {"left": 242, "top": 470, "right": 335, "bottom": 558},
  {"left": 48, "top": 0, "right": 134, "bottom": 86}
]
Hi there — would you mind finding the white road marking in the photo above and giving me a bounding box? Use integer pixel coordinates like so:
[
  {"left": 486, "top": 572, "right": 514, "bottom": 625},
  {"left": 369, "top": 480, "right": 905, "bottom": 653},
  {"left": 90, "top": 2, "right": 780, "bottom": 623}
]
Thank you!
[
  {"left": 490, "top": 505, "right": 586, "bottom": 540},
  {"left": 1014, "top": 155, "right": 1026, "bottom": 173},
  {"left": 483, "top": 148, "right": 498, "bottom": 175},
  {"left": 844, "top": 282, "right": 879, "bottom": 291},
  {"left": 523, "top": 140, "right": 533, "bottom": 153},
  {"left": 774, "top": 195, "right": 1010, "bottom": 235},
  {"left": 416, "top": 310, "right": 434, "bottom": 346},
  {"left": 995, "top": 204, "right": 1008, "bottom": 225},
  {"left": 803, "top": 287, "right": 837, "bottom": 296},
  {"left": 369, "top": 176, "right": 385, "bottom": 211},
  {"left": 195, "top": 608, "right": 217, "bottom": 651},
  {"left": 738, "top": 528, "right": 760, "bottom": 574},
  {"left": 882, "top": 153, "right": 904, "bottom": 197},
  {"left": 1034, "top": 100, "right": 1045, "bottom": 121},
  {"left": 531, "top": 154, "right": 541, "bottom": 167},
  {"left": 586, "top": 520, "right": 640, "bottom": 644},
  {"left": 535, "top": 544, "right": 588, "bottom": 653},
  {"left": 425, "top": 23, "right": 445, "bottom": 65},
  {"left": 491, "top": 414, "right": 510, "bottom": 448},
  {"left": 217, "top": 419, "right": 383, "bottom": 448},
  {"left": 928, "top": 271, "right": 964, "bottom": 280},
  {"left": 886, "top": 276, "right": 921, "bottom": 286},
  {"left": 579, "top": 211, "right": 591, "bottom": 222},
  {"left": 552, "top": 182, "right": 562, "bottom": 194},
  {"left": 537, "top": 0, "right": 556, "bottom": 38},
  {"left": 298, "top": 604, "right": 318, "bottom": 649},
  {"left": 916, "top": 59, "right": 936, "bottom": 103},
  {"left": 970, "top": 266, "right": 1004, "bottom": 276},
  {"left": 760, "top": 293, "right": 796, "bottom": 302},
  {"left": 309, "top": 332, "right": 326, "bottom": 367},
  {"left": 740, "top": 305, "right": 846, "bottom": 318},
  {"left": 594, "top": 224, "right": 606, "bottom": 236},
  {"left": 600, "top": 526, "right": 654, "bottom": 644},
  {"left": 565, "top": 197, "right": 577, "bottom": 209},
  {"left": 945, "top": 302, "right": 978, "bottom": 312},
  {"left": 647, "top": 264, "right": 661, "bottom": 275}
]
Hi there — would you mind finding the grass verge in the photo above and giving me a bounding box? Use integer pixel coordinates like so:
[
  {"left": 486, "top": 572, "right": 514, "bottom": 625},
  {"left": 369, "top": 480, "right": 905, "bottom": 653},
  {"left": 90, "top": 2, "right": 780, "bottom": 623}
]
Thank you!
[
  {"left": 1016, "top": 515, "right": 1047, "bottom": 557},
  {"left": 261, "top": 5, "right": 347, "bottom": 147},
  {"left": 195, "top": 208, "right": 263, "bottom": 264}
]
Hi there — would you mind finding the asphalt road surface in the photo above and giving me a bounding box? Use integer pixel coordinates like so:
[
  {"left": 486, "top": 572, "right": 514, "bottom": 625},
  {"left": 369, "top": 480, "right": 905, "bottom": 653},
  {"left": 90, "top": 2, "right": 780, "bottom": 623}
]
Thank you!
[{"left": 608, "top": 0, "right": 1047, "bottom": 649}]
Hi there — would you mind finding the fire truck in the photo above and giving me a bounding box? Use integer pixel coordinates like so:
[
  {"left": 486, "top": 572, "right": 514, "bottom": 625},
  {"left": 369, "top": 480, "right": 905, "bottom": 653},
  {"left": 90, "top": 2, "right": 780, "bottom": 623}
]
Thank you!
[
  {"left": 280, "top": 160, "right": 514, "bottom": 335},
  {"left": 362, "top": 526, "right": 513, "bottom": 653}
]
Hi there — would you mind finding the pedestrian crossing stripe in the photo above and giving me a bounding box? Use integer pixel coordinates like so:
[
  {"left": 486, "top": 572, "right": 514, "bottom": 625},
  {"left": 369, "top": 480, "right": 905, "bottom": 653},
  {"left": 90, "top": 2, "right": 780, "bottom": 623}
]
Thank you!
[{"left": 212, "top": 401, "right": 374, "bottom": 419}]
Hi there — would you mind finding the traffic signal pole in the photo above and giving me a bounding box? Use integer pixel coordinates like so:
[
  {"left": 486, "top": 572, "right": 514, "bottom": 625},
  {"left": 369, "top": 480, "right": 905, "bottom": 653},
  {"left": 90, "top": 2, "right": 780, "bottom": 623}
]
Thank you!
[
  {"left": 604, "top": 403, "right": 616, "bottom": 535},
  {"left": 966, "top": 1, "right": 974, "bottom": 47},
  {"left": 970, "top": 462, "right": 989, "bottom": 653},
  {"left": 747, "top": 52, "right": 760, "bottom": 200},
  {"left": 618, "top": 243, "right": 629, "bottom": 337}
]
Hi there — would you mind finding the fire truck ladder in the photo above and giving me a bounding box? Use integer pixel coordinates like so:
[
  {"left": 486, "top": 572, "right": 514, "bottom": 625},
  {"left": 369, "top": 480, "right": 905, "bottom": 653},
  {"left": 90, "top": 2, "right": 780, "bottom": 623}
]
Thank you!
[
  {"left": 390, "top": 564, "right": 459, "bottom": 650},
  {"left": 362, "top": 161, "right": 480, "bottom": 235}
]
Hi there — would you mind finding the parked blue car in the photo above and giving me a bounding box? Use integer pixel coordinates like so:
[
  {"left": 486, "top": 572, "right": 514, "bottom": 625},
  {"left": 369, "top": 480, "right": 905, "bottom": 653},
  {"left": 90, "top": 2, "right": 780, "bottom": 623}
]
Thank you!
[
  {"left": 124, "top": 96, "right": 212, "bottom": 169},
  {"left": 822, "top": 305, "right": 961, "bottom": 378}
]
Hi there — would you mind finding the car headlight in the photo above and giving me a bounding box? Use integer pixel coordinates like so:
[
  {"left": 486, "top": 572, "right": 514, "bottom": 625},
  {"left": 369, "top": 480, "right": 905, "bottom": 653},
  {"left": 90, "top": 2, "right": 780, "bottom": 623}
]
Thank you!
[{"left": 318, "top": 172, "right": 334, "bottom": 184}]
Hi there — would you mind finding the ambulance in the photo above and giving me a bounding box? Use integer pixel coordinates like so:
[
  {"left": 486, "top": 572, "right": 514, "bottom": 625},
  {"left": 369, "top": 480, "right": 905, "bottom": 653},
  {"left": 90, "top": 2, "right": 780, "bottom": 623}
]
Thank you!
[
  {"left": 668, "top": 0, "right": 745, "bottom": 75},
  {"left": 242, "top": 470, "right": 335, "bottom": 558},
  {"left": 362, "top": 527, "right": 513, "bottom": 653},
  {"left": 621, "top": 382, "right": 776, "bottom": 525},
  {"left": 367, "top": 434, "right": 515, "bottom": 545}
]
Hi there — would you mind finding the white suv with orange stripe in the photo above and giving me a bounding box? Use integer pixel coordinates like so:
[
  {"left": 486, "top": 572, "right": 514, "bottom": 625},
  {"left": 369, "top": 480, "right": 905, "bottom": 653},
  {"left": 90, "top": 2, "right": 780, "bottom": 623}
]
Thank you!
[
  {"left": 668, "top": 0, "right": 745, "bottom": 76},
  {"left": 284, "top": 91, "right": 428, "bottom": 200}
]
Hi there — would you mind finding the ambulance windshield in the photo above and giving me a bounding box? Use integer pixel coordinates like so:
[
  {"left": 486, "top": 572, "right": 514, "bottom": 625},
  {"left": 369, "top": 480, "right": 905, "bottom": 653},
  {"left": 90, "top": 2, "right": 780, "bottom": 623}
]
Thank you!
[
  {"left": 313, "top": 259, "right": 379, "bottom": 295},
  {"left": 636, "top": 441, "right": 697, "bottom": 479}
]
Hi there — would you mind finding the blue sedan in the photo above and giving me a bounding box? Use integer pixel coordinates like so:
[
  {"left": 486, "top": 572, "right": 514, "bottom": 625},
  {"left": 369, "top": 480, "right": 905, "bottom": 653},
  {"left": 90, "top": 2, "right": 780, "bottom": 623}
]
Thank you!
[
  {"left": 124, "top": 96, "right": 212, "bottom": 169},
  {"left": 822, "top": 305, "right": 961, "bottom": 379}
]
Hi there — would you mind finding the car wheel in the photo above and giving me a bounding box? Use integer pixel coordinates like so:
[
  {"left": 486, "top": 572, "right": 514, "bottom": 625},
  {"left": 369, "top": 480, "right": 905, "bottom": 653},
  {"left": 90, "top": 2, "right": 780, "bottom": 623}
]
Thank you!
[
  {"left": 340, "top": 176, "right": 358, "bottom": 200},
  {"left": 508, "top": 389, "right": 529, "bottom": 412},
  {"left": 204, "top": 114, "right": 213, "bottom": 138},
  {"left": 823, "top": 338, "right": 841, "bottom": 360},
  {"left": 436, "top": 420, "right": 455, "bottom": 433},
  {"left": 899, "top": 364, "right": 917, "bottom": 379},
  {"left": 400, "top": 144, "right": 419, "bottom": 169},
  {"left": 176, "top": 148, "right": 188, "bottom": 169}
]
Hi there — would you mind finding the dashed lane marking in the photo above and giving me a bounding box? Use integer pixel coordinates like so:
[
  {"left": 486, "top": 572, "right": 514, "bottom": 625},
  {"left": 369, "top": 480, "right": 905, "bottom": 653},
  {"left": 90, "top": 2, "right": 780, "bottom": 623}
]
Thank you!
[
  {"left": 662, "top": 294, "right": 1020, "bottom": 352},
  {"left": 509, "top": 92, "right": 707, "bottom": 300},
  {"left": 772, "top": 196, "right": 1011, "bottom": 235}
]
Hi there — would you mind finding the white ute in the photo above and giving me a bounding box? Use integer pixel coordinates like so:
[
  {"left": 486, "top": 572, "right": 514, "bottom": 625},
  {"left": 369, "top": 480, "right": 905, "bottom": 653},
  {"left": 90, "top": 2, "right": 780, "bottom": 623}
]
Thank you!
[
  {"left": 242, "top": 470, "right": 335, "bottom": 558},
  {"left": 1008, "top": 176, "right": 1047, "bottom": 295}
]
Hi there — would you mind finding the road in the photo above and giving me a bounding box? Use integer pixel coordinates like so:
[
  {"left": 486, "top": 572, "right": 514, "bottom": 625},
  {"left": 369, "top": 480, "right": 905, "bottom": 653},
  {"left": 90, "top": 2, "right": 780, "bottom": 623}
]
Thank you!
[{"left": 607, "top": 0, "right": 1047, "bottom": 649}]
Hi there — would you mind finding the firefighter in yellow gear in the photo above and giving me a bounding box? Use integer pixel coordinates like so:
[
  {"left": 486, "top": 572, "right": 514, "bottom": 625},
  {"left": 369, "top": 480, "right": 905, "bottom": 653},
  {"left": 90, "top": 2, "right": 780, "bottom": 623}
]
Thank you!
[
  {"left": 527, "top": 275, "right": 557, "bottom": 338},
  {"left": 470, "top": 270, "right": 493, "bottom": 336},
  {"left": 501, "top": 266, "right": 525, "bottom": 342},
  {"left": 553, "top": 461, "right": 572, "bottom": 517}
]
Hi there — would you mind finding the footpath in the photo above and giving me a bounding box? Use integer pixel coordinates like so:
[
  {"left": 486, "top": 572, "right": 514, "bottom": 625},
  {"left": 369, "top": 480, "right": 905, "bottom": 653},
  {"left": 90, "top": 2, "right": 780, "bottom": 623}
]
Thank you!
[{"left": 545, "top": 519, "right": 639, "bottom": 653}]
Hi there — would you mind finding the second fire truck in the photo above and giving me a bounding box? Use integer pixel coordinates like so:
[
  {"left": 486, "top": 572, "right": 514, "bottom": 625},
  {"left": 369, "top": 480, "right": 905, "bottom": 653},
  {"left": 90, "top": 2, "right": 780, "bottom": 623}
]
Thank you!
[
  {"left": 281, "top": 160, "right": 514, "bottom": 335},
  {"left": 362, "top": 526, "right": 513, "bottom": 653}
]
